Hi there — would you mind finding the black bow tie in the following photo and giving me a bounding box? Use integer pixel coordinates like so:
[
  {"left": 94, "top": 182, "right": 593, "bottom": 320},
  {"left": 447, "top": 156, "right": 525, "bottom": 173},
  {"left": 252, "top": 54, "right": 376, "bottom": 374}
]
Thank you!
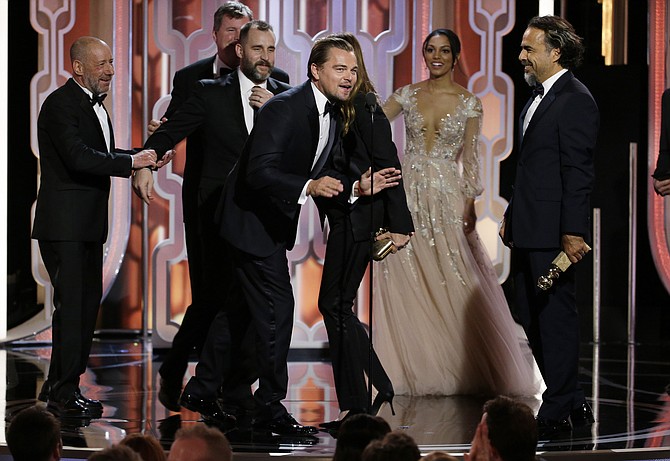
[
  {"left": 91, "top": 93, "right": 107, "bottom": 106},
  {"left": 532, "top": 84, "right": 544, "bottom": 98},
  {"left": 323, "top": 101, "right": 334, "bottom": 116}
]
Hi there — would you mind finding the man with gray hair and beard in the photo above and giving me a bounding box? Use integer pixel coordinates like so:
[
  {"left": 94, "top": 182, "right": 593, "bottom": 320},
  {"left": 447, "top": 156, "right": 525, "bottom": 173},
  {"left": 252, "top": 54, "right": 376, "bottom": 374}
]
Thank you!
[{"left": 500, "top": 15, "right": 598, "bottom": 435}]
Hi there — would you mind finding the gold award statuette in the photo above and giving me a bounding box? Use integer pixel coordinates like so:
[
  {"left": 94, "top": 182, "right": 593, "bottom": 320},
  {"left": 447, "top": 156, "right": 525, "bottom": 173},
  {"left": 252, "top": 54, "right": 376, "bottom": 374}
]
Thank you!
[
  {"left": 373, "top": 228, "right": 395, "bottom": 261},
  {"left": 537, "top": 244, "right": 591, "bottom": 291}
]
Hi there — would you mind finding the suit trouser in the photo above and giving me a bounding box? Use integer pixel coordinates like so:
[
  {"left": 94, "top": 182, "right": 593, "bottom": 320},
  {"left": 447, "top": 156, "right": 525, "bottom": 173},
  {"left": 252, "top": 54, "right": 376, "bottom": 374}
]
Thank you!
[
  {"left": 512, "top": 248, "right": 585, "bottom": 420},
  {"left": 182, "top": 283, "right": 254, "bottom": 408},
  {"left": 318, "top": 215, "right": 392, "bottom": 410},
  {"left": 159, "top": 219, "right": 204, "bottom": 384},
  {"left": 230, "top": 245, "right": 294, "bottom": 421},
  {"left": 39, "top": 240, "right": 102, "bottom": 401},
  {"left": 163, "top": 184, "right": 255, "bottom": 406}
]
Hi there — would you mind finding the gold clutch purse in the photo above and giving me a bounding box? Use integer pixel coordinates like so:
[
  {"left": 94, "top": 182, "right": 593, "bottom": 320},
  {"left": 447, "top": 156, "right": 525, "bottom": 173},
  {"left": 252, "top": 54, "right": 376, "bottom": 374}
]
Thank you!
[{"left": 372, "top": 228, "right": 394, "bottom": 261}]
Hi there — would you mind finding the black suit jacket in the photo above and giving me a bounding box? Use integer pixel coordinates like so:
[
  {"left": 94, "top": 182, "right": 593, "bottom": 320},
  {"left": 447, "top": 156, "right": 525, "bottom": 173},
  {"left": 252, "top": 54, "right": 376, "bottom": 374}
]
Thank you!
[
  {"left": 504, "top": 71, "right": 599, "bottom": 249},
  {"left": 162, "top": 55, "right": 290, "bottom": 223},
  {"left": 32, "top": 78, "right": 133, "bottom": 242},
  {"left": 145, "top": 71, "right": 290, "bottom": 186},
  {"left": 318, "top": 92, "right": 414, "bottom": 240},
  {"left": 218, "top": 81, "right": 346, "bottom": 257}
]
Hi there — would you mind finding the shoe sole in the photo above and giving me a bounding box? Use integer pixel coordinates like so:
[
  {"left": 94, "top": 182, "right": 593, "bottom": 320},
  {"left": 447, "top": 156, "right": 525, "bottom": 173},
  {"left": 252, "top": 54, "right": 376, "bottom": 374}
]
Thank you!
[{"left": 46, "top": 403, "right": 94, "bottom": 419}]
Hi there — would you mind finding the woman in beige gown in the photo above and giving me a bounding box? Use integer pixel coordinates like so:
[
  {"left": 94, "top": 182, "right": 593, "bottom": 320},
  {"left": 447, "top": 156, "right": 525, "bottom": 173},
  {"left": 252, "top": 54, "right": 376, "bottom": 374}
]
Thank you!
[{"left": 374, "top": 29, "right": 543, "bottom": 397}]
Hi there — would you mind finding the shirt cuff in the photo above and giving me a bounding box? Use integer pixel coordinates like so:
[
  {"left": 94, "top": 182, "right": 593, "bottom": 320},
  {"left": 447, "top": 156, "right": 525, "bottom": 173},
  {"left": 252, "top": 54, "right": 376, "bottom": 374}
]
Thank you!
[
  {"left": 298, "top": 180, "right": 310, "bottom": 205},
  {"left": 348, "top": 180, "right": 360, "bottom": 204}
]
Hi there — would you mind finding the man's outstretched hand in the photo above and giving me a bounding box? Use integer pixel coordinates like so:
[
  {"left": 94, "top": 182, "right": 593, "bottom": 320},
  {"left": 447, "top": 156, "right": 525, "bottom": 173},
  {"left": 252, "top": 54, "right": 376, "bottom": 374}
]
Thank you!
[
  {"left": 358, "top": 167, "right": 401, "bottom": 196},
  {"left": 307, "top": 176, "right": 343, "bottom": 198}
]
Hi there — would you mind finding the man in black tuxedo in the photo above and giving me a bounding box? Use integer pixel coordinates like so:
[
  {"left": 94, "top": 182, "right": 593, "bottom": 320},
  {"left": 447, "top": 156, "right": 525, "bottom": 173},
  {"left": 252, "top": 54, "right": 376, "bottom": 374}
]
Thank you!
[
  {"left": 135, "top": 20, "right": 291, "bottom": 425},
  {"left": 145, "top": 1, "right": 289, "bottom": 412},
  {"left": 501, "top": 16, "right": 599, "bottom": 435},
  {"left": 33, "top": 36, "right": 158, "bottom": 418},
  {"left": 653, "top": 88, "right": 670, "bottom": 195},
  {"left": 216, "top": 36, "right": 398, "bottom": 436}
]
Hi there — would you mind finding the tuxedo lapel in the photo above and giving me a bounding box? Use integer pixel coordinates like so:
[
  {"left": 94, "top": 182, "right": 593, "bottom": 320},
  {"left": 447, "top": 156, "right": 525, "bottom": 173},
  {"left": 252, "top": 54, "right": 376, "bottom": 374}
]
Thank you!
[
  {"left": 106, "top": 109, "right": 115, "bottom": 151},
  {"left": 519, "top": 97, "right": 533, "bottom": 144},
  {"left": 74, "top": 83, "right": 109, "bottom": 152},
  {"left": 267, "top": 78, "right": 284, "bottom": 96},
  {"left": 522, "top": 71, "right": 574, "bottom": 144},
  {"left": 304, "top": 85, "right": 320, "bottom": 165},
  {"left": 222, "top": 73, "right": 248, "bottom": 136}
]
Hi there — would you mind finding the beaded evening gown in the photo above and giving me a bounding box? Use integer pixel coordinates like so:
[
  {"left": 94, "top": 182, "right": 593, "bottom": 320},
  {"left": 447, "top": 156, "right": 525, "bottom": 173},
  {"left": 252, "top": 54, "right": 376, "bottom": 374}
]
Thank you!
[{"left": 373, "top": 85, "right": 544, "bottom": 397}]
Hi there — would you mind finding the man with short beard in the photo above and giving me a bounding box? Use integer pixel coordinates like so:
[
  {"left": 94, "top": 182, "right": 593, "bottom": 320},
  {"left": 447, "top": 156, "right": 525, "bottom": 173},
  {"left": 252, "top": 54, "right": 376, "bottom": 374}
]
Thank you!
[
  {"left": 500, "top": 15, "right": 598, "bottom": 435},
  {"left": 33, "top": 36, "right": 158, "bottom": 418},
  {"left": 144, "top": 1, "right": 288, "bottom": 413},
  {"left": 135, "top": 20, "right": 291, "bottom": 427}
]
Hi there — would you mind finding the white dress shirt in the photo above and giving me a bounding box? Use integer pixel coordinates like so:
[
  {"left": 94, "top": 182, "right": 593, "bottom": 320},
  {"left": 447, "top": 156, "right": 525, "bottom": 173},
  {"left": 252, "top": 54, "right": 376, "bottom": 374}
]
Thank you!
[
  {"left": 238, "top": 69, "right": 268, "bottom": 135},
  {"left": 523, "top": 68, "right": 567, "bottom": 135},
  {"left": 77, "top": 82, "right": 111, "bottom": 152},
  {"left": 298, "top": 83, "right": 334, "bottom": 204}
]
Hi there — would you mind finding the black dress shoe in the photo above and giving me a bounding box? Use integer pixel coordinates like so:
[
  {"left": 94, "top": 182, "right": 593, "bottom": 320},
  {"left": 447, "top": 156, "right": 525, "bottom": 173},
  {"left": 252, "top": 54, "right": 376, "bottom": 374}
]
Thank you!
[
  {"left": 319, "top": 408, "right": 366, "bottom": 430},
  {"left": 536, "top": 417, "right": 572, "bottom": 437},
  {"left": 47, "top": 397, "right": 93, "bottom": 419},
  {"left": 570, "top": 402, "right": 595, "bottom": 426},
  {"left": 73, "top": 391, "right": 103, "bottom": 417},
  {"left": 179, "top": 393, "right": 236, "bottom": 428},
  {"left": 253, "top": 413, "right": 318, "bottom": 436},
  {"left": 159, "top": 377, "right": 182, "bottom": 412},
  {"left": 217, "top": 400, "right": 254, "bottom": 430}
]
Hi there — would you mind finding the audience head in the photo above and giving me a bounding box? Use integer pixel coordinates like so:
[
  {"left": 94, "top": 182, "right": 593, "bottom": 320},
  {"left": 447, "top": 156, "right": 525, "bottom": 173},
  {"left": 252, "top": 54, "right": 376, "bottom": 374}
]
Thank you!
[
  {"left": 422, "top": 29, "right": 461, "bottom": 72},
  {"left": 87, "top": 445, "right": 143, "bottom": 461},
  {"left": 237, "top": 20, "right": 276, "bottom": 83},
  {"left": 526, "top": 15, "right": 584, "bottom": 71},
  {"left": 483, "top": 396, "right": 537, "bottom": 461},
  {"left": 421, "top": 452, "right": 458, "bottom": 461},
  {"left": 119, "top": 433, "right": 167, "bottom": 461},
  {"left": 362, "top": 431, "right": 421, "bottom": 461},
  {"left": 167, "top": 423, "right": 232, "bottom": 461},
  {"left": 212, "top": 1, "right": 254, "bottom": 67},
  {"left": 333, "top": 413, "right": 391, "bottom": 461},
  {"left": 6, "top": 405, "right": 62, "bottom": 461},
  {"left": 70, "top": 36, "right": 114, "bottom": 95},
  {"left": 307, "top": 36, "right": 356, "bottom": 105}
]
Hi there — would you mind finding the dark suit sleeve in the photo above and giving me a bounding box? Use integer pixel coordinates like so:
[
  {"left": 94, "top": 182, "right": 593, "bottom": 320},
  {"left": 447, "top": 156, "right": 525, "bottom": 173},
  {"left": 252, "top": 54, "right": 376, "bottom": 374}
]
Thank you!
[
  {"left": 559, "top": 91, "right": 598, "bottom": 237},
  {"left": 654, "top": 88, "right": 670, "bottom": 178},
  {"left": 163, "top": 68, "right": 191, "bottom": 119},
  {"left": 245, "top": 99, "right": 310, "bottom": 202},
  {"left": 39, "top": 93, "right": 132, "bottom": 178},
  {"left": 353, "top": 98, "right": 414, "bottom": 234},
  {"left": 144, "top": 81, "right": 209, "bottom": 158}
]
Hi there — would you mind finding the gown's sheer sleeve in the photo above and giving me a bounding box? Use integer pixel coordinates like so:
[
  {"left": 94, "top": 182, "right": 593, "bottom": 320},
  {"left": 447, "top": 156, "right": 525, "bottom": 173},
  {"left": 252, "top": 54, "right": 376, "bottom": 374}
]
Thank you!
[
  {"left": 383, "top": 85, "right": 410, "bottom": 121},
  {"left": 461, "top": 95, "right": 484, "bottom": 198}
]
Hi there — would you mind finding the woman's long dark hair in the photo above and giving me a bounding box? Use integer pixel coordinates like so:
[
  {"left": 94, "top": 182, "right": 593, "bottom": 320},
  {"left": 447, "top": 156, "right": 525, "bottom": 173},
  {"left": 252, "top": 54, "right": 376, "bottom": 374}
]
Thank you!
[{"left": 334, "top": 33, "right": 376, "bottom": 135}]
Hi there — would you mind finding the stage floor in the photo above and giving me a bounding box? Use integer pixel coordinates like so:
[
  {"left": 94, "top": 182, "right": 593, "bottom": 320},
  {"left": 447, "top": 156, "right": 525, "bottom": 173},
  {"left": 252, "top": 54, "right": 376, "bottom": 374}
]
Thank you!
[{"left": 1, "top": 339, "right": 670, "bottom": 459}]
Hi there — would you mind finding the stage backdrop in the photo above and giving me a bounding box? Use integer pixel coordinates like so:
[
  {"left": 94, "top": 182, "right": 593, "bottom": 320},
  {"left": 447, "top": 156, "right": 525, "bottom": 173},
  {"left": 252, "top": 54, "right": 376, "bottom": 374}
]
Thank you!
[{"left": 19, "top": 0, "right": 515, "bottom": 345}]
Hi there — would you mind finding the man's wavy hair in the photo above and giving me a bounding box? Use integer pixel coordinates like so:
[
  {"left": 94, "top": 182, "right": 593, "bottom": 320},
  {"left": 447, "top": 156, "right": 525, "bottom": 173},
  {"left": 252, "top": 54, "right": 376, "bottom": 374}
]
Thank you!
[{"left": 528, "top": 15, "right": 585, "bottom": 70}]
